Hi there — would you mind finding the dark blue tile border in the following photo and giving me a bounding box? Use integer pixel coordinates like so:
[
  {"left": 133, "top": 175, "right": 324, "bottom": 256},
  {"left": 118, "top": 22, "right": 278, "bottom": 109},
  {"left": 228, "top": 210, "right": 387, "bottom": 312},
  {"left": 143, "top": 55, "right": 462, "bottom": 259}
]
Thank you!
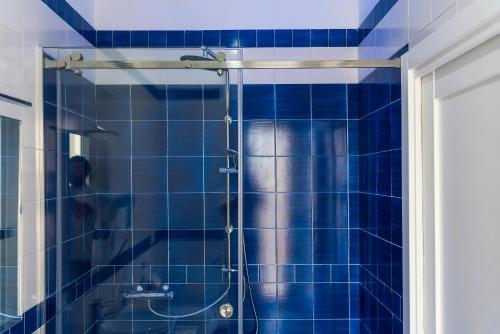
[{"left": 91, "top": 29, "right": 363, "bottom": 48}]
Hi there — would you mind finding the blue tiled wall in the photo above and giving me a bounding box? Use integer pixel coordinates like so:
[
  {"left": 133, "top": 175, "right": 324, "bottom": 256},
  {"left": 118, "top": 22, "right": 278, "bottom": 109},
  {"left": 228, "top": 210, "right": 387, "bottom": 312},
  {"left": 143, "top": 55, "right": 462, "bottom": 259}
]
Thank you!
[
  {"left": 352, "top": 68, "right": 403, "bottom": 334},
  {"left": 242, "top": 84, "right": 360, "bottom": 333}
]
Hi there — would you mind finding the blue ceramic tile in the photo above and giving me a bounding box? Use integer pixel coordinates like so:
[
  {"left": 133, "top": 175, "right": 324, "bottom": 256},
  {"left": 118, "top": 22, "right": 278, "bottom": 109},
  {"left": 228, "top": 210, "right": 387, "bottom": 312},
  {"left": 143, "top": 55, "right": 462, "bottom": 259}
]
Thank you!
[
  {"left": 96, "top": 85, "right": 130, "bottom": 120},
  {"left": 132, "top": 121, "right": 167, "bottom": 156},
  {"left": 202, "top": 30, "right": 220, "bottom": 47},
  {"left": 169, "top": 266, "right": 187, "bottom": 283},
  {"left": 168, "top": 121, "right": 202, "bottom": 156},
  {"left": 148, "top": 30, "right": 167, "bottom": 48},
  {"left": 277, "top": 229, "right": 312, "bottom": 264},
  {"left": 204, "top": 121, "right": 237, "bottom": 156},
  {"left": 132, "top": 193, "right": 168, "bottom": 229},
  {"left": 293, "top": 29, "right": 310, "bottom": 47},
  {"left": 113, "top": 30, "right": 131, "bottom": 47},
  {"left": 314, "top": 283, "right": 349, "bottom": 319},
  {"left": 311, "top": 29, "right": 329, "bottom": 47},
  {"left": 239, "top": 30, "right": 257, "bottom": 47},
  {"left": 276, "top": 193, "right": 312, "bottom": 229},
  {"left": 244, "top": 229, "right": 276, "bottom": 265},
  {"left": 295, "top": 265, "right": 313, "bottom": 282},
  {"left": 243, "top": 121, "right": 275, "bottom": 156},
  {"left": 95, "top": 157, "right": 131, "bottom": 193},
  {"left": 169, "top": 193, "right": 204, "bottom": 229},
  {"left": 312, "top": 156, "right": 348, "bottom": 192},
  {"left": 220, "top": 30, "right": 239, "bottom": 48},
  {"left": 204, "top": 157, "right": 238, "bottom": 192},
  {"left": 314, "top": 229, "right": 348, "bottom": 264},
  {"left": 313, "top": 265, "right": 330, "bottom": 282},
  {"left": 314, "top": 320, "right": 350, "bottom": 333},
  {"left": 276, "top": 120, "right": 311, "bottom": 157},
  {"left": 205, "top": 229, "right": 234, "bottom": 266},
  {"left": 243, "top": 157, "right": 275, "bottom": 192},
  {"left": 350, "top": 230, "right": 360, "bottom": 264},
  {"left": 204, "top": 85, "right": 238, "bottom": 120},
  {"left": 169, "top": 230, "right": 204, "bottom": 265},
  {"left": 248, "top": 283, "right": 277, "bottom": 319},
  {"left": 168, "top": 157, "right": 203, "bottom": 192},
  {"left": 331, "top": 265, "right": 349, "bottom": 282},
  {"left": 243, "top": 85, "right": 275, "bottom": 120},
  {"left": 347, "top": 29, "right": 360, "bottom": 46},
  {"left": 347, "top": 84, "right": 360, "bottom": 119},
  {"left": 257, "top": 30, "right": 274, "bottom": 47},
  {"left": 167, "top": 85, "right": 203, "bottom": 120},
  {"left": 167, "top": 31, "right": 184, "bottom": 47},
  {"left": 25, "top": 306, "right": 39, "bottom": 333},
  {"left": 132, "top": 157, "right": 167, "bottom": 192},
  {"left": 244, "top": 193, "right": 275, "bottom": 229},
  {"left": 187, "top": 266, "right": 205, "bottom": 283},
  {"left": 377, "top": 151, "right": 392, "bottom": 195},
  {"left": 204, "top": 193, "right": 237, "bottom": 230},
  {"left": 277, "top": 265, "right": 295, "bottom": 282},
  {"left": 311, "top": 120, "right": 347, "bottom": 156},
  {"left": 329, "top": 29, "right": 346, "bottom": 47},
  {"left": 256, "top": 265, "right": 274, "bottom": 283},
  {"left": 275, "top": 30, "right": 293, "bottom": 47},
  {"left": 311, "top": 84, "right": 348, "bottom": 119},
  {"left": 275, "top": 85, "right": 310, "bottom": 119},
  {"left": 277, "top": 320, "right": 313, "bottom": 334},
  {"left": 391, "top": 101, "right": 402, "bottom": 149},
  {"left": 131, "top": 85, "right": 167, "bottom": 120},
  {"left": 131, "top": 31, "right": 148, "bottom": 47},
  {"left": 97, "top": 194, "right": 132, "bottom": 229},
  {"left": 313, "top": 193, "right": 348, "bottom": 228},
  {"left": 185, "top": 30, "right": 202, "bottom": 47},
  {"left": 276, "top": 157, "right": 311, "bottom": 192},
  {"left": 277, "top": 283, "right": 313, "bottom": 319}
]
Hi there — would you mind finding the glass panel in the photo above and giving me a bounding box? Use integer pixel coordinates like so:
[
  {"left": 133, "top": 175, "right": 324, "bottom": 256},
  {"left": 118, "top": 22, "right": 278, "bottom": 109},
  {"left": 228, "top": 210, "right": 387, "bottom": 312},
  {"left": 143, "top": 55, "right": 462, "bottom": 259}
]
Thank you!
[
  {"left": 43, "top": 48, "right": 242, "bottom": 333},
  {"left": 0, "top": 115, "right": 21, "bottom": 331}
]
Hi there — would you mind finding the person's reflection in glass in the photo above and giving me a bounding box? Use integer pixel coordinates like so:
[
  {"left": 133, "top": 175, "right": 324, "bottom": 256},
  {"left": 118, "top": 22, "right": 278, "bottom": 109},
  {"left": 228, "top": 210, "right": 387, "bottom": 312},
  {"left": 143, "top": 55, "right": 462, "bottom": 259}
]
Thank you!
[{"left": 65, "top": 156, "right": 94, "bottom": 281}]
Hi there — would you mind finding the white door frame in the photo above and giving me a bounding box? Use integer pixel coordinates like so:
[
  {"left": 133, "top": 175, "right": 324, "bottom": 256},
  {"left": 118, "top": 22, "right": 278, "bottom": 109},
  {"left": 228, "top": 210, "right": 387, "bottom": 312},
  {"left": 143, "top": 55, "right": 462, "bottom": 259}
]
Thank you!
[{"left": 406, "top": 1, "right": 500, "bottom": 333}]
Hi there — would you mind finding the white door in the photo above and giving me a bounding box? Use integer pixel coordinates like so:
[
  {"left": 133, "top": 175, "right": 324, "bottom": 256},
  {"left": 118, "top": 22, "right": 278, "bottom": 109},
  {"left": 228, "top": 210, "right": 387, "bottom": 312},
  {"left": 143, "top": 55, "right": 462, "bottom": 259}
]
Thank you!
[{"left": 410, "top": 29, "right": 500, "bottom": 334}]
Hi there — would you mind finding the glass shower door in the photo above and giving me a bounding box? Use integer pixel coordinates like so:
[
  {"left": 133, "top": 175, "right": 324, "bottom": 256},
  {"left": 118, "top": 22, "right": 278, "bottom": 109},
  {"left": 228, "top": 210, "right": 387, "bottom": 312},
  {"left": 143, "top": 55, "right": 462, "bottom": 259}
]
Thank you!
[{"left": 43, "top": 48, "right": 242, "bottom": 334}]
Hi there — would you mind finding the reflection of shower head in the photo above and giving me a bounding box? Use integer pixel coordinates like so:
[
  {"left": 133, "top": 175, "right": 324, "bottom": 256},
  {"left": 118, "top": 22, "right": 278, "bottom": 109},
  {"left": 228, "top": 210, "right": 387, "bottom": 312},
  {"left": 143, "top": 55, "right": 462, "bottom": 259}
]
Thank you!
[
  {"left": 180, "top": 55, "right": 214, "bottom": 62},
  {"left": 180, "top": 54, "right": 225, "bottom": 75}
]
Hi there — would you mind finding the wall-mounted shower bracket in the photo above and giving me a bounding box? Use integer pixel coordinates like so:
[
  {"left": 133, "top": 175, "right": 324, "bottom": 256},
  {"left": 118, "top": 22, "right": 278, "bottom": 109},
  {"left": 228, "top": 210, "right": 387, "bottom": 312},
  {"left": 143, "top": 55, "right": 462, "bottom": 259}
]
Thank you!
[
  {"left": 224, "top": 115, "right": 233, "bottom": 124},
  {"left": 225, "top": 225, "right": 234, "bottom": 234}
]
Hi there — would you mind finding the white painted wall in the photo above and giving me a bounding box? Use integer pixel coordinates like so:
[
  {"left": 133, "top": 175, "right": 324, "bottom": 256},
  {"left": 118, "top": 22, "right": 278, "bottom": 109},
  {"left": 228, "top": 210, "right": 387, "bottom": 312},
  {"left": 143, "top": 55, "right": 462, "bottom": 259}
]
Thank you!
[
  {"left": 0, "top": 0, "right": 91, "bottom": 315},
  {"left": 409, "top": 0, "right": 478, "bottom": 45},
  {"left": 94, "top": 0, "right": 360, "bottom": 30}
]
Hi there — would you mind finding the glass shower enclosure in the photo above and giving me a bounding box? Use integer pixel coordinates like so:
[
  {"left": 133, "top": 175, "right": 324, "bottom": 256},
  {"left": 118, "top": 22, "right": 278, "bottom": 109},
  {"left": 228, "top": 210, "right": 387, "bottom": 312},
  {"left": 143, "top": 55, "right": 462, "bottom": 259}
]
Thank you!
[{"left": 43, "top": 48, "right": 244, "bottom": 333}]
